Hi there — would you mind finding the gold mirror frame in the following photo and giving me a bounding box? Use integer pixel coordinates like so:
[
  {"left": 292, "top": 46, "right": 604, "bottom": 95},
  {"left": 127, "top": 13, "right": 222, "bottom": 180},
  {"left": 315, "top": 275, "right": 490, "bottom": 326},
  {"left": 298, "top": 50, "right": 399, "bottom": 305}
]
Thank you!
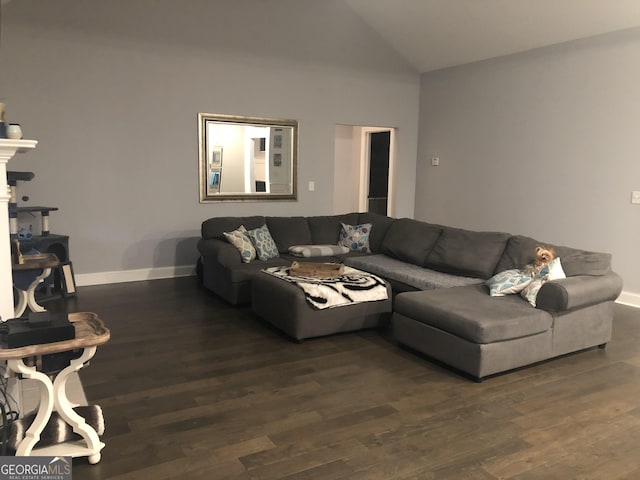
[{"left": 198, "top": 113, "right": 298, "bottom": 202}]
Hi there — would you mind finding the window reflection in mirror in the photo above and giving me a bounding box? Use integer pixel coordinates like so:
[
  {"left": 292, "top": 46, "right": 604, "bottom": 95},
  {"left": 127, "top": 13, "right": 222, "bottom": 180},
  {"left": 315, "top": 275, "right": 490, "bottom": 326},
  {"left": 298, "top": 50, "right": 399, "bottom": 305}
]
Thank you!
[{"left": 198, "top": 113, "right": 298, "bottom": 202}]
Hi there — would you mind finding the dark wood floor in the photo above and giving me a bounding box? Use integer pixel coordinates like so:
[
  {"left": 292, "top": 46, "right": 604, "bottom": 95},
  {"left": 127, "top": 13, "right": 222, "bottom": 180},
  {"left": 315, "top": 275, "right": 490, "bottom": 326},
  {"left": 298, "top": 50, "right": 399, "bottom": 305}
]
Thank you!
[{"left": 43, "top": 277, "right": 640, "bottom": 479}]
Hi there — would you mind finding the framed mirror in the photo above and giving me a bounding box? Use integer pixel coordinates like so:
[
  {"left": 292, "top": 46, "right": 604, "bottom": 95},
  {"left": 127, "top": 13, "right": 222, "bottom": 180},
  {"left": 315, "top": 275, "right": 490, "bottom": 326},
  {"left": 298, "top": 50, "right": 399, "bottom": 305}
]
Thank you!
[{"left": 198, "top": 113, "right": 298, "bottom": 202}]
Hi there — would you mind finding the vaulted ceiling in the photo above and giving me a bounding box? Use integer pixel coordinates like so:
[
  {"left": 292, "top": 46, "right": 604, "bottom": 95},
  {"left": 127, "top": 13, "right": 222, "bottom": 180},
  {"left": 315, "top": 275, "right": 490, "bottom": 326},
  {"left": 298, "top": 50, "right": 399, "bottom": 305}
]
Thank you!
[
  {"left": 346, "top": 0, "right": 640, "bottom": 73},
  {"left": 3, "top": 1, "right": 640, "bottom": 74}
]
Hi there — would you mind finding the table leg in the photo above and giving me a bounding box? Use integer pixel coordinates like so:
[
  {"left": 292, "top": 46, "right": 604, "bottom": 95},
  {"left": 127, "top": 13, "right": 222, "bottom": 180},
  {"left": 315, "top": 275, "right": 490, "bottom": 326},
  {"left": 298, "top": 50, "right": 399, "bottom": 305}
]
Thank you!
[
  {"left": 7, "top": 358, "right": 54, "bottom": 456},
  {"left": 25, "top": 268, "right": 52, "bottom": 313},
  {"left": 13, "top": 289, "right": 27, "bottom": 318},
  {"left": 8, "top": 348, "right": 104, "bottom": 462},
  {"left": 13, "top": 267, "right": 51, "bottom": 318},
  {"left": 53, "top": 346, "right": 103, "bottom": 464}
]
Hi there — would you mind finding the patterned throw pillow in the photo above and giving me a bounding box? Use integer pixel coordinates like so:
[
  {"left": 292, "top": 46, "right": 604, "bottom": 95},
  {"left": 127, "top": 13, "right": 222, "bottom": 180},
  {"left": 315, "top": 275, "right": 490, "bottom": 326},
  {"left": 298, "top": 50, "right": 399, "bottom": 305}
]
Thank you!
[
  {"left": 223, "top": 225, "right": 256, "bottom": 263},
  {"left": 485, "top": 269, "right": 532, "bottom": 296},
  {"left": 338, "top": 223, "right": 372, "bottom": 252},
  {"left": 247, "top": 224, "right": 280, "bottom": 261}
]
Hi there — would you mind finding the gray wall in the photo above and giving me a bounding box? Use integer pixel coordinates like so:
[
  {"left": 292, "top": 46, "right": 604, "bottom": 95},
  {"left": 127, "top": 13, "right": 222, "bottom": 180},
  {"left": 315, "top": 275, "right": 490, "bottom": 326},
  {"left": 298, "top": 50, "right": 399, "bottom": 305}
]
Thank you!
[
  {"left": 0, "top": 0, "right": 419, "bottom": 281},
  {"left": 416, "top": 28, "right": 640, "bottom": 296}
]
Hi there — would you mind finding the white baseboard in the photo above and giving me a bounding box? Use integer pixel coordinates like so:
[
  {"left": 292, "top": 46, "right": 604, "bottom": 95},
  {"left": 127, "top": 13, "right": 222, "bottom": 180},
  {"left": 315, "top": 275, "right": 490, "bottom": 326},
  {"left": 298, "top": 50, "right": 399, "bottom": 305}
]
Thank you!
[
  {"left": 616, "top": 291, "right": 640, "bottom": 309},
  {"left": 75, "top": 265, "right": 195, "bottom": 287}
]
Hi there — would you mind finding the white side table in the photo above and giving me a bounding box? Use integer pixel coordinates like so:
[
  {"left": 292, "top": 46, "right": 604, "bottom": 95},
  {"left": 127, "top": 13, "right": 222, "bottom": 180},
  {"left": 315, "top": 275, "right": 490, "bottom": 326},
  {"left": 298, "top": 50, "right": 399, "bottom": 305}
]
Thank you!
[{"left": 0, "top": 312, "right": 110, "bottom": 463}]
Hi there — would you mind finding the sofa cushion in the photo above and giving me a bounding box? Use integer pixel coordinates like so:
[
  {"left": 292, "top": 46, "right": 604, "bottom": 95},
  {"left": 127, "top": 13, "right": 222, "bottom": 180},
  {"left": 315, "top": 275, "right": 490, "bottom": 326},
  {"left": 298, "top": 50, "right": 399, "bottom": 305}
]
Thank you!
[
  {"left": 266, "top": 217, "right": 312, "bottom": 253},
  {"left": 358, "top": 212, "right": 395, "bottom": 253},
  {"left": 494, "top": 235, "right": 612, "bottom": 277},
  {"left": 338, "top": 223, "right": 372, "bottom": 252},
  {"left": 345, "top": 254, "right": 483, "bottom": 291},
  {"left": 494, "top": 235, "right": 554, "bottom": 273},
  {"left": 247, "top": 224, "right": 280, "bottom": 261},
  {"left": 202, "top": 216, "right": 266, "bottom": 241},
  {"left": 381, "top": 218, "right": 442, "bottom": 266},
  {"left": 307, "top": 213, "right": 360, "bottom": 245},
  {"left": 223, "top": 226, "right": 256, "bottom": 263},
  {"left": 560, "top": 251, "right": 612, "bottom": 277},
  {"left": 394, "top": 284, "right": 553, "bottom": 344},
  {"left": 331, "top": 250, "right": 372, "bottom": 264},
  {"left": 426, "top": 228, "right": 510, "bottom": 278}
]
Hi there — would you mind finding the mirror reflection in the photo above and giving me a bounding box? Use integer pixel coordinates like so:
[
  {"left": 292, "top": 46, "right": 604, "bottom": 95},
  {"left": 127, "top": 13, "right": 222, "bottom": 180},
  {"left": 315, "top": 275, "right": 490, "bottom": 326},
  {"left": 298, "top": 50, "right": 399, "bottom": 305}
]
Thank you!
[{"left": 198, "top": 113, "right": 298, "bottom": 202}]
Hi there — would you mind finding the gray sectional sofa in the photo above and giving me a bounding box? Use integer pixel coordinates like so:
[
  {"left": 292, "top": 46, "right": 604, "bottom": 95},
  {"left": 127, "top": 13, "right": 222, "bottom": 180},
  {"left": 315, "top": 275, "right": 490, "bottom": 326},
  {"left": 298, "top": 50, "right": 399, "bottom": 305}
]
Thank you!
[{"left": 197, "top": 212, "right": 623, "bottom": 380}]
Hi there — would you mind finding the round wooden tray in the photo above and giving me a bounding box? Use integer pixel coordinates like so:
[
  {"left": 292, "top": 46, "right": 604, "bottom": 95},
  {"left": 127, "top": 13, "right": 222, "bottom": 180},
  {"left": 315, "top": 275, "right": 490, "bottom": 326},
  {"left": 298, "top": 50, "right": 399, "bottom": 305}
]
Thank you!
[{"left": 0, "top": 312, "right": 110, "bottom": 358}]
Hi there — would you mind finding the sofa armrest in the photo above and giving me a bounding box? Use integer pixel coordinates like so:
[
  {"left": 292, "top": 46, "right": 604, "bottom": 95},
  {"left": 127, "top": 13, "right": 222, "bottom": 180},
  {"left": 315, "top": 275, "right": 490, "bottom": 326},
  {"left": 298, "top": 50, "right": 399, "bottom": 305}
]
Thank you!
[
  {"left": 197, "top": 238, "right": 242, "bottom": 267},
  {"left": 536, "top": 272, "right": 623, "bottom": 312}
]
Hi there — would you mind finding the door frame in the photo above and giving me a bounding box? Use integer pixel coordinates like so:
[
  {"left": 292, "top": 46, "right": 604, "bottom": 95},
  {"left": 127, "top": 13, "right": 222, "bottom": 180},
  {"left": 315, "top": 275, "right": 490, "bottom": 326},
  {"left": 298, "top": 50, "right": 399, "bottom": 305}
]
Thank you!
[{"left": 358, "top": 127, "right": 396, "bottom": 216}]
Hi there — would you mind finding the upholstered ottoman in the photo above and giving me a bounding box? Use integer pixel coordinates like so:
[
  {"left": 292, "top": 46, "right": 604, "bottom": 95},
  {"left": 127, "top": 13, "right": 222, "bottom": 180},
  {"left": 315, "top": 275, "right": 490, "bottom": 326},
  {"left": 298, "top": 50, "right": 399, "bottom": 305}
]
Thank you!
[
  {"left": 392, "top": 284, "right": 555, "bottom": 380},
  {"left": 251, "top": 270, "right": 392, "bottom": 341}
]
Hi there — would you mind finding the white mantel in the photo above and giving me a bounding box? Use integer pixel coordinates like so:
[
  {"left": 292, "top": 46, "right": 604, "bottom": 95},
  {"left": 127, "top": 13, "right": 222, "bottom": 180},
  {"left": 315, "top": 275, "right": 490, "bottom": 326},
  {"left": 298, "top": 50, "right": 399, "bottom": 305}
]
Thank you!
[{"left": 0, "top": 139, "right": 38, "bottom": 321}]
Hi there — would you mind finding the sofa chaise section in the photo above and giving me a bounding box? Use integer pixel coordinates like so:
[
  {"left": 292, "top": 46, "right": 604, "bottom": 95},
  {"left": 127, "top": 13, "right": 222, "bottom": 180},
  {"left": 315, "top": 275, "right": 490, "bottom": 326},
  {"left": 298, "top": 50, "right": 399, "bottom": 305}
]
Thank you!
[
  {"left": 391, "top": 231, "right": 623, "bottom": 380},
  {"left": 393, "top": 284, "right": 555, "bottom": 379}
]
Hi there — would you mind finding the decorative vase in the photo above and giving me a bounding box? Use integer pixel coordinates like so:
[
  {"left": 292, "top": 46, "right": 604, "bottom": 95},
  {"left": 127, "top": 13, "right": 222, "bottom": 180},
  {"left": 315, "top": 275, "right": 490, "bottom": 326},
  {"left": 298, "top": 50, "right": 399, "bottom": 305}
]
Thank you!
[{"left": 7, "top": 124, "right": 23, "bottom": 139}]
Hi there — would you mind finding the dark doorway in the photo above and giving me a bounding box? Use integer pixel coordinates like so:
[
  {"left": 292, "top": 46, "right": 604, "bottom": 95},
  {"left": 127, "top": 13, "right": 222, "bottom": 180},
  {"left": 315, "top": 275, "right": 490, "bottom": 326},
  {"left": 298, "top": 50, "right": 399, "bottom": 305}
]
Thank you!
[{"left": 368, "top": 131, "right": 390, "bottom": 215}]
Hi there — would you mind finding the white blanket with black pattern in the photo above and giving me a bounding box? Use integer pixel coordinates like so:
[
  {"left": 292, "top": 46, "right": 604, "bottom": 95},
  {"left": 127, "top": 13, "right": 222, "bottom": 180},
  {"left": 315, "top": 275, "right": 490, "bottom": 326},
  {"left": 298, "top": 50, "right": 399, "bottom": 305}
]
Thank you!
[{"left": 263, "top": 265, "right": 388, "bottom": 310}]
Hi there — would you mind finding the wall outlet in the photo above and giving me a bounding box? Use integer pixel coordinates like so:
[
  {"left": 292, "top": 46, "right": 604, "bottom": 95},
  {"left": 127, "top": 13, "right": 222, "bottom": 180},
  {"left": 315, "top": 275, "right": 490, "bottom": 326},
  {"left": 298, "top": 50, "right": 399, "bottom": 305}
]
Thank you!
[
  {"left": 431, "top": 157, "right": 440, "bottom": 166},
  {"left": 632, "top": 191, "right": 640, "bottom": 204}
]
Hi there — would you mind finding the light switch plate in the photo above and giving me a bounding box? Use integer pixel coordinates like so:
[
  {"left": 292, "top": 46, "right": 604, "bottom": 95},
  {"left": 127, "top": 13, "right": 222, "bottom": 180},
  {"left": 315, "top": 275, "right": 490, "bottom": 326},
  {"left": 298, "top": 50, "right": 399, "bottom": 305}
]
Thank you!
[{"left": 632, "top": 191, "right": 640, "bottom": 204}]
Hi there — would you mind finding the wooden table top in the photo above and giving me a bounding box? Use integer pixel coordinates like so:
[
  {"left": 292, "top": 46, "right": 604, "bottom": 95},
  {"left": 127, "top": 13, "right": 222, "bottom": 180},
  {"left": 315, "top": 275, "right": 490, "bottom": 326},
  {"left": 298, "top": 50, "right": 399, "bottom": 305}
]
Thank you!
[
  {"left": 0, "top": 312, "right": 110, "bottom": 359},
  {"left": 12, "top": 252, "right": 60, "bottom": 271}
]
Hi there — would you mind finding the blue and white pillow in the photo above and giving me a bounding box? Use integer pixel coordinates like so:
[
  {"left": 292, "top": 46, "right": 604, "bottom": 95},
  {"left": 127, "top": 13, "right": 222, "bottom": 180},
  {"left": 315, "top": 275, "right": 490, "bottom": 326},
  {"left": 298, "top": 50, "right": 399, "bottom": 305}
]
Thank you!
[
  {"left": 338, "top": 222, "right": 372, "bottom": 253},
  {"left": 486, "top": 269, "right": 532, "bottom": 296},
  {"left": 223, "top": 225, "right": 256, "bottom": 263},
  {"left": 247, "top": 224, "right": 280, "bottom": 261}
]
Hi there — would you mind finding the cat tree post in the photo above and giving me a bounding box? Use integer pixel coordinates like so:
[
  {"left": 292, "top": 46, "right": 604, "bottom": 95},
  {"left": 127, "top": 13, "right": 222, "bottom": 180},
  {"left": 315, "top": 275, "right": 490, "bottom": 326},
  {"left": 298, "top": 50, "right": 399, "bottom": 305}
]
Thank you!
[{"left": 0, "top": 139, "right": 38, "bottom": 321}]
